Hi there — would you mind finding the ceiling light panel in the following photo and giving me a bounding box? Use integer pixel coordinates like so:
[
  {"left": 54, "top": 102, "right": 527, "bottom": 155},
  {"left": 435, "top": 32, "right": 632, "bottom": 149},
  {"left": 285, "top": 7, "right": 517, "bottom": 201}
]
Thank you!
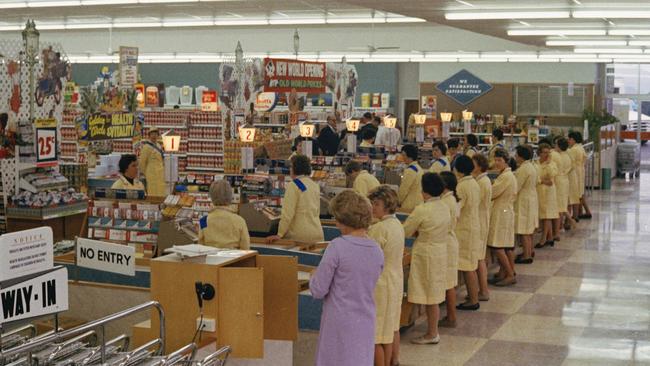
[
  {"left": 509, "top": 29, "right": 606, "bottom": 36},
  {"left": 575, "top": 48, "right": 642, "bottom": 54},
  {"left": 609, "top": 29, "right": 650, "bottom": 36},
  {"left": 446, "top": 11, "right": 570, "bottom": 20},
  {"left": 0, "top": 2, "right": 26, "bottom": 8},
  {"left": 547, "top": 40, "right": 628, "bottom": 46},
  {"left": 28, "top": 0, "right": 80, "bottom": 6},
  {"left": 573, "top": 10, "right": 650, "bottom": 19}
]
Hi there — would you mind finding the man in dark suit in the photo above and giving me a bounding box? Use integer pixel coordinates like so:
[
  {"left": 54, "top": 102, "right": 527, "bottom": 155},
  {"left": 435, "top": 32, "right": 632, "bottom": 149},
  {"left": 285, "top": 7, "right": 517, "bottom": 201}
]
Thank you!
[{"left": 317, "top": 115, "right": 341, "bottom": 156}]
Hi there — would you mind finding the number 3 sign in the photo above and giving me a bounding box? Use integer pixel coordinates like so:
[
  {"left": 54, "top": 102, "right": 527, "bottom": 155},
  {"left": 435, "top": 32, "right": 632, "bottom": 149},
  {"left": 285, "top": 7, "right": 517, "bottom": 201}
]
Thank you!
[{"left": 36, "top": 127, "right": 58, "bottom": 166}]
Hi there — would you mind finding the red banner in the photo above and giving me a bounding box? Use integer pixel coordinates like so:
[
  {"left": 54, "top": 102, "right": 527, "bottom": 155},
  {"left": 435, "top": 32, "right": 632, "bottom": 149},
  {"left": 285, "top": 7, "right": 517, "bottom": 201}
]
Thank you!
[{"left": 263, "top": 58, "right": 326, "bottom": 93}]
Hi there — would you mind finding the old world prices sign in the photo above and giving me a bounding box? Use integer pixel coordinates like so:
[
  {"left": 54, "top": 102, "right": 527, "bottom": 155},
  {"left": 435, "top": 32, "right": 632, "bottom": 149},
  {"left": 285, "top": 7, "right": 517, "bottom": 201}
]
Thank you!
[
  {"left": 264, "top": 58, "right": 326, "bottom": 93},
  {"left": 436, "top": 69, "right": 493, "bottom": 105}
]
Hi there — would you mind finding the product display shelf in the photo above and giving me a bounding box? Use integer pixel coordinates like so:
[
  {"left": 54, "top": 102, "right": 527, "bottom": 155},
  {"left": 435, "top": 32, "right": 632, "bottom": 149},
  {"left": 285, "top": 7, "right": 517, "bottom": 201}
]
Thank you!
[{"left": 60, "top": 109, "right": 82, "bottom": 160}]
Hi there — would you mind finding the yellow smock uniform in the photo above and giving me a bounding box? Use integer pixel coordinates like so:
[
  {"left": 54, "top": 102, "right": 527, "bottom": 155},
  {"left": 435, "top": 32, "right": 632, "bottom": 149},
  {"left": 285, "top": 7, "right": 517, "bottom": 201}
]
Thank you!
[
  {"left": 465, "top": 147, "right": 478, "bottom": 158},
  {"left": 574, "top": 143, "right": 587, "bottom": 198},
  {"left": 551, "top": 150, "right": 571, "bottom": 214},
  {"left": 455, "top": 175, "right": 481, "bottom": 271},
  {"left": 359, "top": 140, "right": 374, "bottom": 148},
  {"left": 441, "top": 191, "right": 459, "bottom": 289},
  {"left": 352, "top": 170, "right": 380, "bottom": 197},
  {"left": 488, "top": 142, "right": 505, "bottom": 169},
  {"left": 139, "top": 141, "right": 167, "bottom": 197},
  {"left": 398, "top": 162, "right": 423, "bottom": 212},
  {"left": 198, "top": 207, "right": 250, "bottom": 250},
  {"left": 429, "top": 157, "right": 451, "bottom": 174},
  {"left": 536, "top": 160, "right": 559, "bottom": 220},
  {"left": 475, "top": 172, "right": 492, "bottom": 260},
  {"left": 404, "top": 197, "right": 449, "bottom": 305},
  {"left": 567, "top": 146, "right": 581, "bottom": 205},
  {"left": 488, "top": 168, "right": 517, "bottom": 248},
  {"left": 368, "top": 215, "right": 405, "bottom": 344},
  {"left": 111, "top": 175, "right": 145, "bottom": 191},
  {"left": 278, "top": 176, "right": 324, "bottom": 243},
  {"left": 514, "top": 160, "right": 539, "bottom": 235}
]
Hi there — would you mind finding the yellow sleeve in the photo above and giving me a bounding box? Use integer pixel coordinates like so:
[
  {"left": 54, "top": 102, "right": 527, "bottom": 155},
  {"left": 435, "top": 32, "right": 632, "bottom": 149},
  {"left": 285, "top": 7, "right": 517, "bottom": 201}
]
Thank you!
[
  {"left": 139, "top": 145, "right": 150, "bottom": 174},
  {"left": 239, "top": 219, "right": 250, "bottom": 250},
  {"left": 457, "top": 181, "right": 468, "bottom": 211},
  {"left": 398, "top": 169, "right": 416, "bottom": 204},
  {"left": 549, "top": 162, "right": 558, "bottom": 180},
  {"left": 403, "top": 207, "right": 423, "bottom": 238},
  {"left": 111, "top": 179, "right": 124, "bottom": 190},
  {"left": 368, "top": 223, "right": 387, "bottom": 249},
  {"left": 353, "top": 176, "right": 367, "bottom": 197},
  {"left": 491, "top": 175, "right": 508, "bottom": 200},
  {"left": 514, "top": 167, "right": 528, "bottom": 194},
  {"left": 278, "top": 183, "right": 298, "bottom": 238}
]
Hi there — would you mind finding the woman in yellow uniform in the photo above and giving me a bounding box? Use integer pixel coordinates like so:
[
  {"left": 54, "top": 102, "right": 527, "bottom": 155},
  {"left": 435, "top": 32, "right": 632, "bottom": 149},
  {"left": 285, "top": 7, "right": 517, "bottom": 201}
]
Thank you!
[
  {"left": 111, "top": 154, "right": 145, "bottom": 190},
  {"left": 398, "top": 145, "right": 423, "bottom": 212},
  {"left": 429, "top": 141, "right": 451, "bottom": 174},
  {"left": 139, "top": 128, "right": 167, "bottom": 197},
  {"left": 551, "top": 137, "right": 572, "bottom": 241},
  {"left": 345, "top": 161, "right": 380, "bottom": 197},
  {"left": 198, "top": 180, "right": 250, "bottom": 250},
  {"left": 514, "top": 145, "right": 538, "bottom": 264},
  {"left": 569, "top": 132, "right": 592, "bottom": 220},
  {"left": 454, "top": 155, "right": 482, "bottom": 311},
  {"left": 488, "top": 128, "right": 506, "bottom": 169},
  {"left": 367, "top": 186, "right": 405, "bottom": 366},
  {"left": 405, "top": 173, "right": 450, "bottom": 345},
  {"left": 567, "top": 133, "right": 581, "bottom": 224},
  {"left": 472, "top": 154, "right": 492, "bottom": 302},
  {"left": 438, "top": 171, "right": 459, "bottom": 328},
  {"left": 488, "top": 149, "right": 517, "bottom": 286},
  {"left": 464, "top": 134, "right": 479, "bottom": 158},
  {"left": 535, "top": 143, "right": 558, "bottom": 249},
  {"left": 267, "top": 155, "right": 324, "bottom": 244}
]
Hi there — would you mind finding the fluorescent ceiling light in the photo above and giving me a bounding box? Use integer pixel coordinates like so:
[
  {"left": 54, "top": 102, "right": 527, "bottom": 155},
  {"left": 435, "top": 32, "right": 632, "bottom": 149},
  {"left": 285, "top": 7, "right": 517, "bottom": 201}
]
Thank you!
[
  {"left": 0, "top": 25, "right": 21, "bottom": 31},
  {"left": 508, "top": 29, "right": 606, "bottom": 36},
  {"left": 268, "top": 18, "right": 326, "bottom": 25},
  {"left": 562, "top": 58, "right": 609, "bottom": 63},
  {"left": 575, "top": 48, "right": 642, "bottom": 54},
  {"left": 34, "top": 23, "right": 66, "bottom": 30},
  {"left": 80, "top": 0, "right": 135, "bottom": 4},
  {"left": 66, "top": 23, "right": 112, "bottom": 29},
  {"left": 573, "top": 10, "right": 650, "bottom": 18},
  {"left": 510, "top": 58, "right": 558, "bottom": 62},
  {"left": 367, "top": 58, "right": 411, "bottom": 62},
  {"left": 572, "top": 0, "right": 581, "bottom": 4},
  {"left": 425, "top": 52, "right": 478, "bottom": 58},
  {"left": 326, "top": 17, "right": 383, "bottom": 24},
  {"left": 385, "top": 17, "right": 425, "bottom": 23},
  {"left": 28, "top": 0, "right": 80, "bottom": 6},
  {"left": 609, "top": 29, "right": 650, "bottom": 36},
  {"left": 113, "top": 22, "right": 162, "bottom": 28},
  {"left": 614, "top": 59, "right": 650, "bottom": 63},
  {"left": 599, "top": 53, "right": 650, "bottom": 58},
  {"left": 162, "top": 20, "right": 212, "bottom": 27},
  {"left": 539, "top": 53, "right": 597, "bottom": 58},
  {"left": 214, "top": 19, "right": 268, "bottom": 26},
  {"left": 455, "top": 0, "right": 474, "bottom": 6},
  {"left": 629, "top": 41, "right": 650, "bottom": 46},
  {"left": 482, "top": 52, "right": 537, "bottom": 58},
  {"left": 458, "top": 58, "right": 508, "bottom": 62},
  {"left": 446, "top": 11, "right": 569, "bottom": 20},
  {"left": 547, "top": 40, "right": 627, "bottom": 46},
  {"left": 0, "top": 2, "right": 26, "bottom": 8}
]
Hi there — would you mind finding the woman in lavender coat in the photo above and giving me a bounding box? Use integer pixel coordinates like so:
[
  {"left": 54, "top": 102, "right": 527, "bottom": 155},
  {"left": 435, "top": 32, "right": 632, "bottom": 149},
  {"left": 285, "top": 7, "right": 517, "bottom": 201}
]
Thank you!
[{"left": 310, "top": 190, "right": 384, "bottom": 366}]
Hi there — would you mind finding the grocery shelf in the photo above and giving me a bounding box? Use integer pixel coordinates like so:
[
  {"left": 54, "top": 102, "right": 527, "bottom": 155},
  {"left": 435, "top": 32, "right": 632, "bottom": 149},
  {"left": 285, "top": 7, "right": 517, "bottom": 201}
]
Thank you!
[
  {"left": 187, "top": 138, "right": 224, "bottom": 142},
  {"left": 254, "top": 124, "right": 287, "bottom": 128},
  {"left": 185, "top": 166, "right": 225, "bottom": 172},
  {"left": 190, "top": 124, "right": 222, "bottom": 128},
  {"left": 143, "top": 125, "right": 187, "bottom": 129},
  {"left": 186, "top": 152, "right": 224, "bottom": 156}
]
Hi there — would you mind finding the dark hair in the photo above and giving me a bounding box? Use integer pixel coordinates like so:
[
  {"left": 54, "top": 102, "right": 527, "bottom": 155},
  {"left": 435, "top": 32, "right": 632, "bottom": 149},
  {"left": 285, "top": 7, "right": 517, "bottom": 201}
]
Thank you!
[
  {"left": 508, "top": 157, "right": 519, "bottom": 171},
  {"left": 0, "top": 113, "right": 8, "bottom": 129},
  {"left": 421, "top": 173, "right": 445, "bottom": 197},
  {"left": 362, "top": 128, "right": 376, "bottom": 141},
  {"left": 439, "top": 171, "right": 457, "bottom": 193},
  {"left": 447, "top": 138, "right": 460, "bottom": 149},
  {"left": 363, "top": 112, "right": 372, "bottom": 119},
  {"left": 538, "top": 137, "right": 552, "bottom": 146},
  {"left": 568, "top": 131, "right": 583, "bottom": 143},
  {"left": 432, "top": 140, "right": 447, "bottom": 156},
  {"left": 344, "top": 160, "right": 363, "bottom": 175},
  {"left": 472, "top": 154, "right": 489, "bottom": 173},
  {"left": 373, "top": 116, "right": 381, "bottom": 124},
  {"left": 291, "top": 154, "right": 312, "bottom": 176},
  {"left": 516, "top": 145, "right": 533, "bottom": 161},
  {"left": 466, "top": 133, "right": 478, "bottom": 147},
  {"left": 494, "top": 148, "right": 509, "bottom": 162},
  {"left": 118, "top": 154, "right": 137, "bottom": 174},
  {"left": 401, "top": 144, "right": 418, "bottom": 161},
  {"left": 556, "top": 137, "right": 569, "bottom": 151},
  {"left": 538, "top": 143, "right": 552, "bottom": 152},
  {"left": 454, "top": 155, "right": 474, "bottom": 176},
  {"left": 492, "top": 128, "right": 504, "bottom": 141}
]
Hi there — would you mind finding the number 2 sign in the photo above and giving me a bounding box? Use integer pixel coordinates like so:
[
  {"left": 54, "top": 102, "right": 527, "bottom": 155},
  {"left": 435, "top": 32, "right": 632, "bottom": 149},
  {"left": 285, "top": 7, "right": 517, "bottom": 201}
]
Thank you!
[{"left": 36, "top": 127, "right": 58, "bottom": 166}]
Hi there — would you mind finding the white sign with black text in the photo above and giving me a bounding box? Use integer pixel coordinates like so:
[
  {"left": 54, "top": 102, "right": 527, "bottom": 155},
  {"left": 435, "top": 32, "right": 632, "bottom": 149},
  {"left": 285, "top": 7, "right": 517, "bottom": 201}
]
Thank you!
[
  {"left": 77, "top": 238, "right": 136, "bottom": 276},
  {"left": 0, "top": 267, "right": 69, "bottom": 324},
  {"left": 0, "top": 227, "right": 53, "bottom": 282}
]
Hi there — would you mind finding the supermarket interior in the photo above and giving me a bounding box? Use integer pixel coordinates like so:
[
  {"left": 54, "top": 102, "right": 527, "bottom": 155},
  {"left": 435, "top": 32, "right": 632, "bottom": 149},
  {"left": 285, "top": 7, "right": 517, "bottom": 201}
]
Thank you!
[{"left": 1, "top": 0, "right": 650, "bottom": 365}]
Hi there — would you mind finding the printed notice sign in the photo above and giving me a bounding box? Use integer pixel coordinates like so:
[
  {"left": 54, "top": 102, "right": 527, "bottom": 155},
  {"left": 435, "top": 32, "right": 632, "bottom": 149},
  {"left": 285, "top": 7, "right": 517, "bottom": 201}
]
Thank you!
[
  {"left": 119, "top": 46, "right": 139, "bottom": 88},
  {"left": 0, "top": 267, "right": 68, "bottom": 324},
  {"left": 76, "top": 238, "right": 136, "bottom": 276},
  {"left": 87, "top": 113, "right": 136, "bottom": 141},
  {"left": 0, "top": 227, "right": 53, "bottom": 282},
  {"left": 436, "top": 69, "right": 493, "bottom": 106}
]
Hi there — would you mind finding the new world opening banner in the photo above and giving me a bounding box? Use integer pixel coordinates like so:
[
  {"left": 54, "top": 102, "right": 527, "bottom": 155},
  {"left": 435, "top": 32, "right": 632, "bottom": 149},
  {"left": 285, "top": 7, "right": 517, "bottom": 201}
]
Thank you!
[{"left": 263, "top": 58, "right": 326, "bottom": 93}]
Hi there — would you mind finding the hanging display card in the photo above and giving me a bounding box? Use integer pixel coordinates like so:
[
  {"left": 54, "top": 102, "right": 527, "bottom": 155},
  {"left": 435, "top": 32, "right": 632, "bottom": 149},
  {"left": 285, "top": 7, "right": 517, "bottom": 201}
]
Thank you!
[
  {"left": 436, "top": 69, "right": 493, "bottom": 105},
  {"left": 263, "top": 58, "right": 326, "bottom": 93},
  {"left": 87, "top": 113, "right": 136, "bottom": 141},
  {"left": 119, "top": 46, "right": 138, "bottom": 88}
]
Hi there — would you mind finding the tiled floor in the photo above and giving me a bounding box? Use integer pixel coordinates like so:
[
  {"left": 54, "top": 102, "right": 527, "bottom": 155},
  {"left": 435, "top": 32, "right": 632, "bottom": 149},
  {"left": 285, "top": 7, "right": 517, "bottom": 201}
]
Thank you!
[{"left": 294, "top": 171, "right": 650, "bottom": 365}]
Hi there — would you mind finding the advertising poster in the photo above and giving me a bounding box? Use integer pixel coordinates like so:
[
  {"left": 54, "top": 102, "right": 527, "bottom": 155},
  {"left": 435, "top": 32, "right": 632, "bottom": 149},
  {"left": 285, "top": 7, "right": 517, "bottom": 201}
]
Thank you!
[
  {"left": 201, "top": 90, "right": 218, "bottom": 112},
  {"left": 119, "top": 46, "right": 139, "bottom": 88},
  {"left": 264, "top": 58, "right": 326, "bottom": 93},
  {"left": 87, "top": 113, "right": 136, "bottom": 141},
  {"left": 436, "top": 69, "right": 493, "bottom": 105},
  {"left": 421, "top": 95, "right": 437, "bottom": 118}
]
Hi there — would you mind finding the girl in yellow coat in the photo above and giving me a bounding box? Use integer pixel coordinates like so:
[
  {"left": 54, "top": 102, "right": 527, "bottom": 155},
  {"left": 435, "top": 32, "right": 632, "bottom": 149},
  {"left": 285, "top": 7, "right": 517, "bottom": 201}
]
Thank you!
[
  {"left": 488, "top": 149, "right": 517, "bottom": 287},
  {"left": 139, "top": 128, "right": 167, "bottom": 197},
  {"left": 367, "top": 186, "right": 405, "bottom": 365},
  {"left": 514, "top": 145, "right": 539, "bottom": 264},
  {"left": 111, "top": 155, "right": 145, "bottom": 191},
  {"left": 551, "top": 136, "right": 572, "bottom": 240},
  {"left": 569, "top": 131, "right": 593, "bottom": 220},
  {"left": 198, "top": 180, "right": 250, "bottom": 250},
  {"left": 267, "top": 155, "right": 324, "bottom": 244},
  {"left": 535, "top": 143, "right": 559, "bottom": 249},
  {"left": 398, "top": 145, "right": 423, "bottom": 212},
  {"left": 439, "top": 171, "right": 460, "bottom": 328},
  {"left": 345, "top": 161, "right": 380, "bottom": 197},
  {"left": 464, "top": 133, "right": 479, "bottom": 158},
  {"left": 405, "top": 173, "right": 450, "bottom": 345},
  {"left": 453, "top": 156, "right": 482, "bottom": 311},
  {"left": 429, "top": 141, "right": 451, "bottom": 174},
  {"left": 567, "top": 134, "right": 581, "bottom": 221},
  {"left": 472, "top": 154, "right": 492, "bottom": 302}
]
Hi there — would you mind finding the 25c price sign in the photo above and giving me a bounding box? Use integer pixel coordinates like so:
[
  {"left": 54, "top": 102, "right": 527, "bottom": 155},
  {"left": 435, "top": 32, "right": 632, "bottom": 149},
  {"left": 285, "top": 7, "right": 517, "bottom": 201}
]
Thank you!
[{"left": 35, "top": 125, "right": 58, "bottom": 166}]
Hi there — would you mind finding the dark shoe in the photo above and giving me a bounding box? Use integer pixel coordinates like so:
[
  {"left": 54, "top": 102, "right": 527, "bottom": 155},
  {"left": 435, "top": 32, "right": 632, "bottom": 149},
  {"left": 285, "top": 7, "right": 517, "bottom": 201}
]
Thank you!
[
  {"left": 564, "top": 223, "right": 571, "bottom": 231},
  {"left": 534, "top": 242, "right": 546, "bottom": 249},
  {"left": 579, "top": 214, "right": 592, "bottom": 219},
  {"left": 553, "top": 237, "right": 561, "bottom": 242},
  {"left": 546, "top": 240, "right": 555, "bottom": 247},
  {"left": 494, "top": 277, "right": 517, "bottom": 287},
  {"left": 438, "top": 317, "right": 457, "bottom": 328},
  {"left": 515, "top": 257, "right": 534, "bottom": 264},
  {"left": 456, "top": 302, "right": 480, "bottom": 311}
]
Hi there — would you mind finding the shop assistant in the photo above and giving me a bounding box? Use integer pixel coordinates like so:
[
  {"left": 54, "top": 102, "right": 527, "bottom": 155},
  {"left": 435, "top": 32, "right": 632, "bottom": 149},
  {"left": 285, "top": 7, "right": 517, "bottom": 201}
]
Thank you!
[
  {"left": 111, "top": 154, "right": 146, "bottom": 190},
  {"left": 139, "top": 127, "right": 166, "bottom": 197},
  {"left": 198, "top": 179, "right": 250, "bottom": 250},
  {"left": 266, "top": 155, "right": 324, "bottom": 244}
]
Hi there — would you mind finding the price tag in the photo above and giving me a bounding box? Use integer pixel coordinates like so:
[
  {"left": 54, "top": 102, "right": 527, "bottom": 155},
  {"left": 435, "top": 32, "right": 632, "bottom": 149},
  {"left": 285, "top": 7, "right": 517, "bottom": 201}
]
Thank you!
[{"left": 36, "top": 127, "right": 57, "bottom": 166}]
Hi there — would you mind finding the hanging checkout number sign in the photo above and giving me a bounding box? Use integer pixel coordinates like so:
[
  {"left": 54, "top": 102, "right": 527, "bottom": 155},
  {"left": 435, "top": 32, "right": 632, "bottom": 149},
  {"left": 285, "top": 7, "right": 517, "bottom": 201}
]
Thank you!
[{"left": 35, "top": 118, "right": 58, "bottom": 167}]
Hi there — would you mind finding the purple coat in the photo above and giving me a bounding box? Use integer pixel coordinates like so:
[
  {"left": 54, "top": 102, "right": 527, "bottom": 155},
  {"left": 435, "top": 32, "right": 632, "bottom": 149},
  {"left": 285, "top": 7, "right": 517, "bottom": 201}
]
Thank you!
[{"left": 309, "top": 235, "right": 384, "bottom": 366}]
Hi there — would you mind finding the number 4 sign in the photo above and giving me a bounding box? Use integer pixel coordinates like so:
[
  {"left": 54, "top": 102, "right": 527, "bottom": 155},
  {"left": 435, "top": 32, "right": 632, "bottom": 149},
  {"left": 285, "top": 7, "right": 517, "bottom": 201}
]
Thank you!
[{"left": 35, "top": 119, "right": 58, "bottom": 167}]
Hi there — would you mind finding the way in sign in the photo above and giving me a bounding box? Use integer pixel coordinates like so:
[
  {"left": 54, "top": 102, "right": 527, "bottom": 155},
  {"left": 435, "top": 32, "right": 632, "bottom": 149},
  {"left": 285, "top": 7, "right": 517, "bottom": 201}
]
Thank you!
[
  {"left": 79, "top": 247, "right": 132, "bottom": 266},
  {"left": 1, "top": 279, "right": 57, "bottom": 320}
]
